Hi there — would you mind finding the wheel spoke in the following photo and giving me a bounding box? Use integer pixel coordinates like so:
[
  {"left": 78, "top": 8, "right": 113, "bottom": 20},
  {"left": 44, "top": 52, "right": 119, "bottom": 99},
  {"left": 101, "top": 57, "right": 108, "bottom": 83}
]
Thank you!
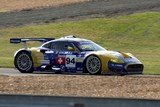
[
  {"left": 86, "top": 56, "right": 101, "bottom": 74},
  {"left": 17, "top": 53, "right": 32, "bottom": 71}
]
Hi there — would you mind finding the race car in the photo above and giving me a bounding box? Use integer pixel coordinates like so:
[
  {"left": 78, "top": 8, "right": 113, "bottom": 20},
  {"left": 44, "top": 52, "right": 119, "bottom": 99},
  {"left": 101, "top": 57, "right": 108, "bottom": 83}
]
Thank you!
[{"left": 10, "top": 35, "right": 143, "bottom": 75}]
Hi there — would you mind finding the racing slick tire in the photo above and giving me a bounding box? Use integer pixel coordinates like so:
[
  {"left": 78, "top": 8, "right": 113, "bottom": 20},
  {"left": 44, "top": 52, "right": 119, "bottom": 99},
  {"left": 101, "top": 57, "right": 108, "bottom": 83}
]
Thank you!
[
  {"left": 85, "top": 55, "right": 101, "bottom": 75},
  {"left": 14, "top": 51, "right": 34, "bottom": 73}
]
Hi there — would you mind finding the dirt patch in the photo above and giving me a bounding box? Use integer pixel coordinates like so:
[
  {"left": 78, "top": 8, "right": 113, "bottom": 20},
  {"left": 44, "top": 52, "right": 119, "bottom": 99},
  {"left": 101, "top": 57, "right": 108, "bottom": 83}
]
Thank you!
[
  {"left": 0, "top": 0, "right": 160, "bottom": 28},
  {"left": 0, "top": 0, "right": 89, "bottom": 11},
  {"left": 0, "top": 75, "right": 160, "bottom": 99}
]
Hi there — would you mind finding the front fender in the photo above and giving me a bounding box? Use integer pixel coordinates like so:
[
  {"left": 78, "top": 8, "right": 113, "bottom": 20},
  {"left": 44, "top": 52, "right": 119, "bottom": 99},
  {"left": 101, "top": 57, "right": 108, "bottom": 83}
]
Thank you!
[{"left": 83, "top": 52, "right": 110, "bottom": 74}]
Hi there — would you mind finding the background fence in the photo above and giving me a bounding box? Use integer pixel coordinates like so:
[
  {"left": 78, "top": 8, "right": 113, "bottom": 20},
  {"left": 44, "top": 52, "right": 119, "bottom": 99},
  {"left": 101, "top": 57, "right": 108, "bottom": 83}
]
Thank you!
[{"left": 0, "top": 94, "right": 160, "bottom": 107}]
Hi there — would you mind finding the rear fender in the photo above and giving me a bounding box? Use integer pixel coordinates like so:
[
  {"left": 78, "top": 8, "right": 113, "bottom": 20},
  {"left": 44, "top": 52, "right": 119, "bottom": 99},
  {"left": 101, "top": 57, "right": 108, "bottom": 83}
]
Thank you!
[
  {"left": 14, "top": 49, "right": 43, "bottom": 68},
  {"left": 14, "top": 49, "right": 31, "bottom": 58}
]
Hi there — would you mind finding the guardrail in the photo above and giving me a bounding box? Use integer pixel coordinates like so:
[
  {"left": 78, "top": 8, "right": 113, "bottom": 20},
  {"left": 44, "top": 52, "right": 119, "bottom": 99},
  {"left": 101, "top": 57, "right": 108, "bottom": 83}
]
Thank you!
[{"left": 0, "top": 94, "right": 160, "bottom": 107}]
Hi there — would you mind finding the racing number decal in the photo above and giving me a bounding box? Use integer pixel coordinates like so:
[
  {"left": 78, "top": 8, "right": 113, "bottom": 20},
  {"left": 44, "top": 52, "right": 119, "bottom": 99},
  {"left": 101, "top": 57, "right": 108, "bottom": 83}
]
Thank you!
[
  {"left": 66, "top": 55, "right": 76, "bottom": 67},
  {"left": 66, "top": 58, "right": 75, "bottom": 64}
]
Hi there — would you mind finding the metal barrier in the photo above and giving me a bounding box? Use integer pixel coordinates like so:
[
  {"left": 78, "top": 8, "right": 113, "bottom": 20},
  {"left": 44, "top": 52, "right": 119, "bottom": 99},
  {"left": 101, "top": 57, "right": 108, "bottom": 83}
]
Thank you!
[{"left": 0, "top": 94, "right": 160, "bottom": 107}]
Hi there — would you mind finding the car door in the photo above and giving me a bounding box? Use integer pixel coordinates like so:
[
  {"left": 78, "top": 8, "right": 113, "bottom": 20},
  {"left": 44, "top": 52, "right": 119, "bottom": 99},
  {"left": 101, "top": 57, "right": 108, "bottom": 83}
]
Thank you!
[
  {"left": 41, "top": 41, "right": 84, "bottom": 73},
  {"left": 53, "top": 41, "right": 78, "bottom": 73}
]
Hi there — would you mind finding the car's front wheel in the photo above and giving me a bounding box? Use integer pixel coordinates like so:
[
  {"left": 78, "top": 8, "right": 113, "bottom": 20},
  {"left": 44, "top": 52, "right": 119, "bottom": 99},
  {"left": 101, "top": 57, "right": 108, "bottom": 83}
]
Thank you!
[
  {"left": 14, "top": 51, "right": 34, "bottom": 73},
  {"left": 86, "top": 55, "right": 101, "bottom": 75}
]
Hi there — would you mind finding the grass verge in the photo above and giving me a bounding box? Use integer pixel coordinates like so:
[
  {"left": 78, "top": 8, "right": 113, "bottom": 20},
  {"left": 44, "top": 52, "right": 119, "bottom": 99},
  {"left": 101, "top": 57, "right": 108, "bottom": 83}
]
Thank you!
[{"left": 0, "top": 12, "right": 159, "bottom": 74}]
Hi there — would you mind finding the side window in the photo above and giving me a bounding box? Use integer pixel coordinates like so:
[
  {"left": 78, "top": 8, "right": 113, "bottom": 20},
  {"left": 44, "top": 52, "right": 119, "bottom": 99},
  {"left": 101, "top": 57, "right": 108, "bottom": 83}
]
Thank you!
[
  {"left": 51, "top": 41, "right": 75, "bottom": 52},
  {"left": 42, "top": 42, "right": 51, "bottom": 49},
  {"left": 50, "top": 42, "right": 59, "bottom": 51},
  {"left": 47, "top": 41, "right": 75, "bottom": 52},
  {"left": 66, "top": 42, "right": 75, "bottom": 51}
]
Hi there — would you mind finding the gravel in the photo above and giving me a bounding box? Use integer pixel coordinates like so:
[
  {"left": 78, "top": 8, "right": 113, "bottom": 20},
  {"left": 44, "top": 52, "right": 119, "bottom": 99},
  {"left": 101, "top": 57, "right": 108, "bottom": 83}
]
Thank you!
[
  {"left": 0, "top": 75, "right": 160, "bottom": 99},
  {"left": 0, "top": 0, "right": 160, "bottom": 99}
]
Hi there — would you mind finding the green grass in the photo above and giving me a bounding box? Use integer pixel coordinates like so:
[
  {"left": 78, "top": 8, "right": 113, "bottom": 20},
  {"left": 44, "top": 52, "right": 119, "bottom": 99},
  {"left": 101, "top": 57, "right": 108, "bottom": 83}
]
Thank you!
[{"left": 0, "top": 12, "right": 160, "bottom": 74}]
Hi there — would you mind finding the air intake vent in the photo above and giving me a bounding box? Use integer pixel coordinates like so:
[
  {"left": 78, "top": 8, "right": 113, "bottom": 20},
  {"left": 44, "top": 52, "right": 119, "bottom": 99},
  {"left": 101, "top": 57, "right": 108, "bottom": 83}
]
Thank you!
[{"left": 126, "top": 64, "right": 143, "bottom": 72}]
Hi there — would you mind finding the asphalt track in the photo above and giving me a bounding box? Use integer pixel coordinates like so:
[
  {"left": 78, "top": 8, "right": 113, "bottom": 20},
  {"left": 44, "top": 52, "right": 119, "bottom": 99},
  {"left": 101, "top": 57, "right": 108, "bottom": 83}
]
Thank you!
[
  {"left": 0, "top": 68, "right": 56, "bottom": 76},
  {"left": 0, "top": 68, "right": 26, "bottom": 76},
  {"left": 0, "top": 68, "right": 160, "bottom": 78},
  {"left": 0, "top": 0, "right": 160, "bottom": 27}
]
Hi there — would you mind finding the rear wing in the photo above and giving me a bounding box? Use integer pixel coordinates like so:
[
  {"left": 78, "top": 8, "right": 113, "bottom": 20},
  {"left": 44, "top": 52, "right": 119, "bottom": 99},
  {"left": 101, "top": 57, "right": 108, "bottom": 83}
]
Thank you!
[{"left": 10, "top": 38, "right": 55, "bottom": 48}]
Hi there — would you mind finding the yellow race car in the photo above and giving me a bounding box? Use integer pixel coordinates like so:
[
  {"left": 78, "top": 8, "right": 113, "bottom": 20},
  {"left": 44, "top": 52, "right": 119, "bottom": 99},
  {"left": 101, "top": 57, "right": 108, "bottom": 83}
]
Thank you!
[{"left": 10, "top": 35, "right": 143, "bottom": 75}]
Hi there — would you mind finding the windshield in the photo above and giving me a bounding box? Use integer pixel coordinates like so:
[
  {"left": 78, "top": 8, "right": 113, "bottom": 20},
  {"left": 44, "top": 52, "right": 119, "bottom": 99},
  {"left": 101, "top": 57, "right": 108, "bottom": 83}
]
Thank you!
[{"left": 76, "top": 41, "right": 106, "bottom": 52}]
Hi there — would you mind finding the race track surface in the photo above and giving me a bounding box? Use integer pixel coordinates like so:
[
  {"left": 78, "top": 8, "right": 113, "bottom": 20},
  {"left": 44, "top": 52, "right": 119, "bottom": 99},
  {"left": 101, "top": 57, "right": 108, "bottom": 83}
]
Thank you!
[
  {"left": 0, "top": 68, "right": 159, "bottom": 78},
  {"left": 0, "top": 0, "right": 160, "bottom": 27},
  {"left": 0, "top": 68, "right": 56, "bottom": 76}
]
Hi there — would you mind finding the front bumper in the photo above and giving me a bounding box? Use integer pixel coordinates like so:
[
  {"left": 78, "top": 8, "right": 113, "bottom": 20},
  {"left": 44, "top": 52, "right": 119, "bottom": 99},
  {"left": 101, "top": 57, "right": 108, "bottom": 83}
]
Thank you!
[{"left": 108, "top": 61, "right": 143, "bottom": 75}]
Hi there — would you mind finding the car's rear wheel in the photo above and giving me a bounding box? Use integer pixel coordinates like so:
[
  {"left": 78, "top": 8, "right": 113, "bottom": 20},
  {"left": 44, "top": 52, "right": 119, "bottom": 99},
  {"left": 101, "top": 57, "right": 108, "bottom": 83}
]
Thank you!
[
  {"left": 86, "top": 55, "right": 101, "bottom": 75},
  {"left": 14, "top": 51, "right": 34, "bottom": 73}
]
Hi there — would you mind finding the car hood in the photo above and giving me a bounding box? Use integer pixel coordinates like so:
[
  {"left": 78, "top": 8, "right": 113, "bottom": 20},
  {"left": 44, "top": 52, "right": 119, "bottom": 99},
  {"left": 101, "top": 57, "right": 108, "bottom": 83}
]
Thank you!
[{"left": 84, "top": 50, "right": 142, "bottom": 64}]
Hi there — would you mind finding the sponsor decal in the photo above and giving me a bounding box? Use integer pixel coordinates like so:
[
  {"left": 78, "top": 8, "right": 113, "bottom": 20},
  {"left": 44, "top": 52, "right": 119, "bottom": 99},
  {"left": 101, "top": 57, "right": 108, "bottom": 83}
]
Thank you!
[
  {"left": 59, "top": 51, "right": 72, "bottom": 54},
  {"left": 55, "top": 57, "right": 65, "bottom": 64},
  {"left": 115, "top": 64, "right": 123, "bottom": 67},
  {"left": 125, "top": 58, "right": 135, "bottom": 63},
  {"left": 76, "top": 57, "right": 84, "bottom": 62},
  {"left": 77, "top": 67, "right": 83, "bottom": 71},
  {"left": 58, "top": 55, "right": 65, "bottom": 57},
  {"left": 67, "top": 67, "right": 76, "bottom": 73},
  {"left": 77, "top": 54, "right": 85, "bottom": 57},
  {"left": 45, "top": 51, "right": 54, "bottom": 54},
  {"left": 41, "top": 60, "right": 50, "bottom": 64},
  {"left": 60, "top": 65, "right": 65, "bottom": 72},
  {"left": 111, "top": 63, "right": 123, "bottom": 67}
]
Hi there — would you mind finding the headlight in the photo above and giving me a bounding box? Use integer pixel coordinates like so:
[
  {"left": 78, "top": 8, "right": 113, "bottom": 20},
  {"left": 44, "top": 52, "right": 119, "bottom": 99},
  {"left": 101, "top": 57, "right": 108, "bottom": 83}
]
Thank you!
[{"left": 110, "top": 58, "right": 124, "bottom": 63}]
